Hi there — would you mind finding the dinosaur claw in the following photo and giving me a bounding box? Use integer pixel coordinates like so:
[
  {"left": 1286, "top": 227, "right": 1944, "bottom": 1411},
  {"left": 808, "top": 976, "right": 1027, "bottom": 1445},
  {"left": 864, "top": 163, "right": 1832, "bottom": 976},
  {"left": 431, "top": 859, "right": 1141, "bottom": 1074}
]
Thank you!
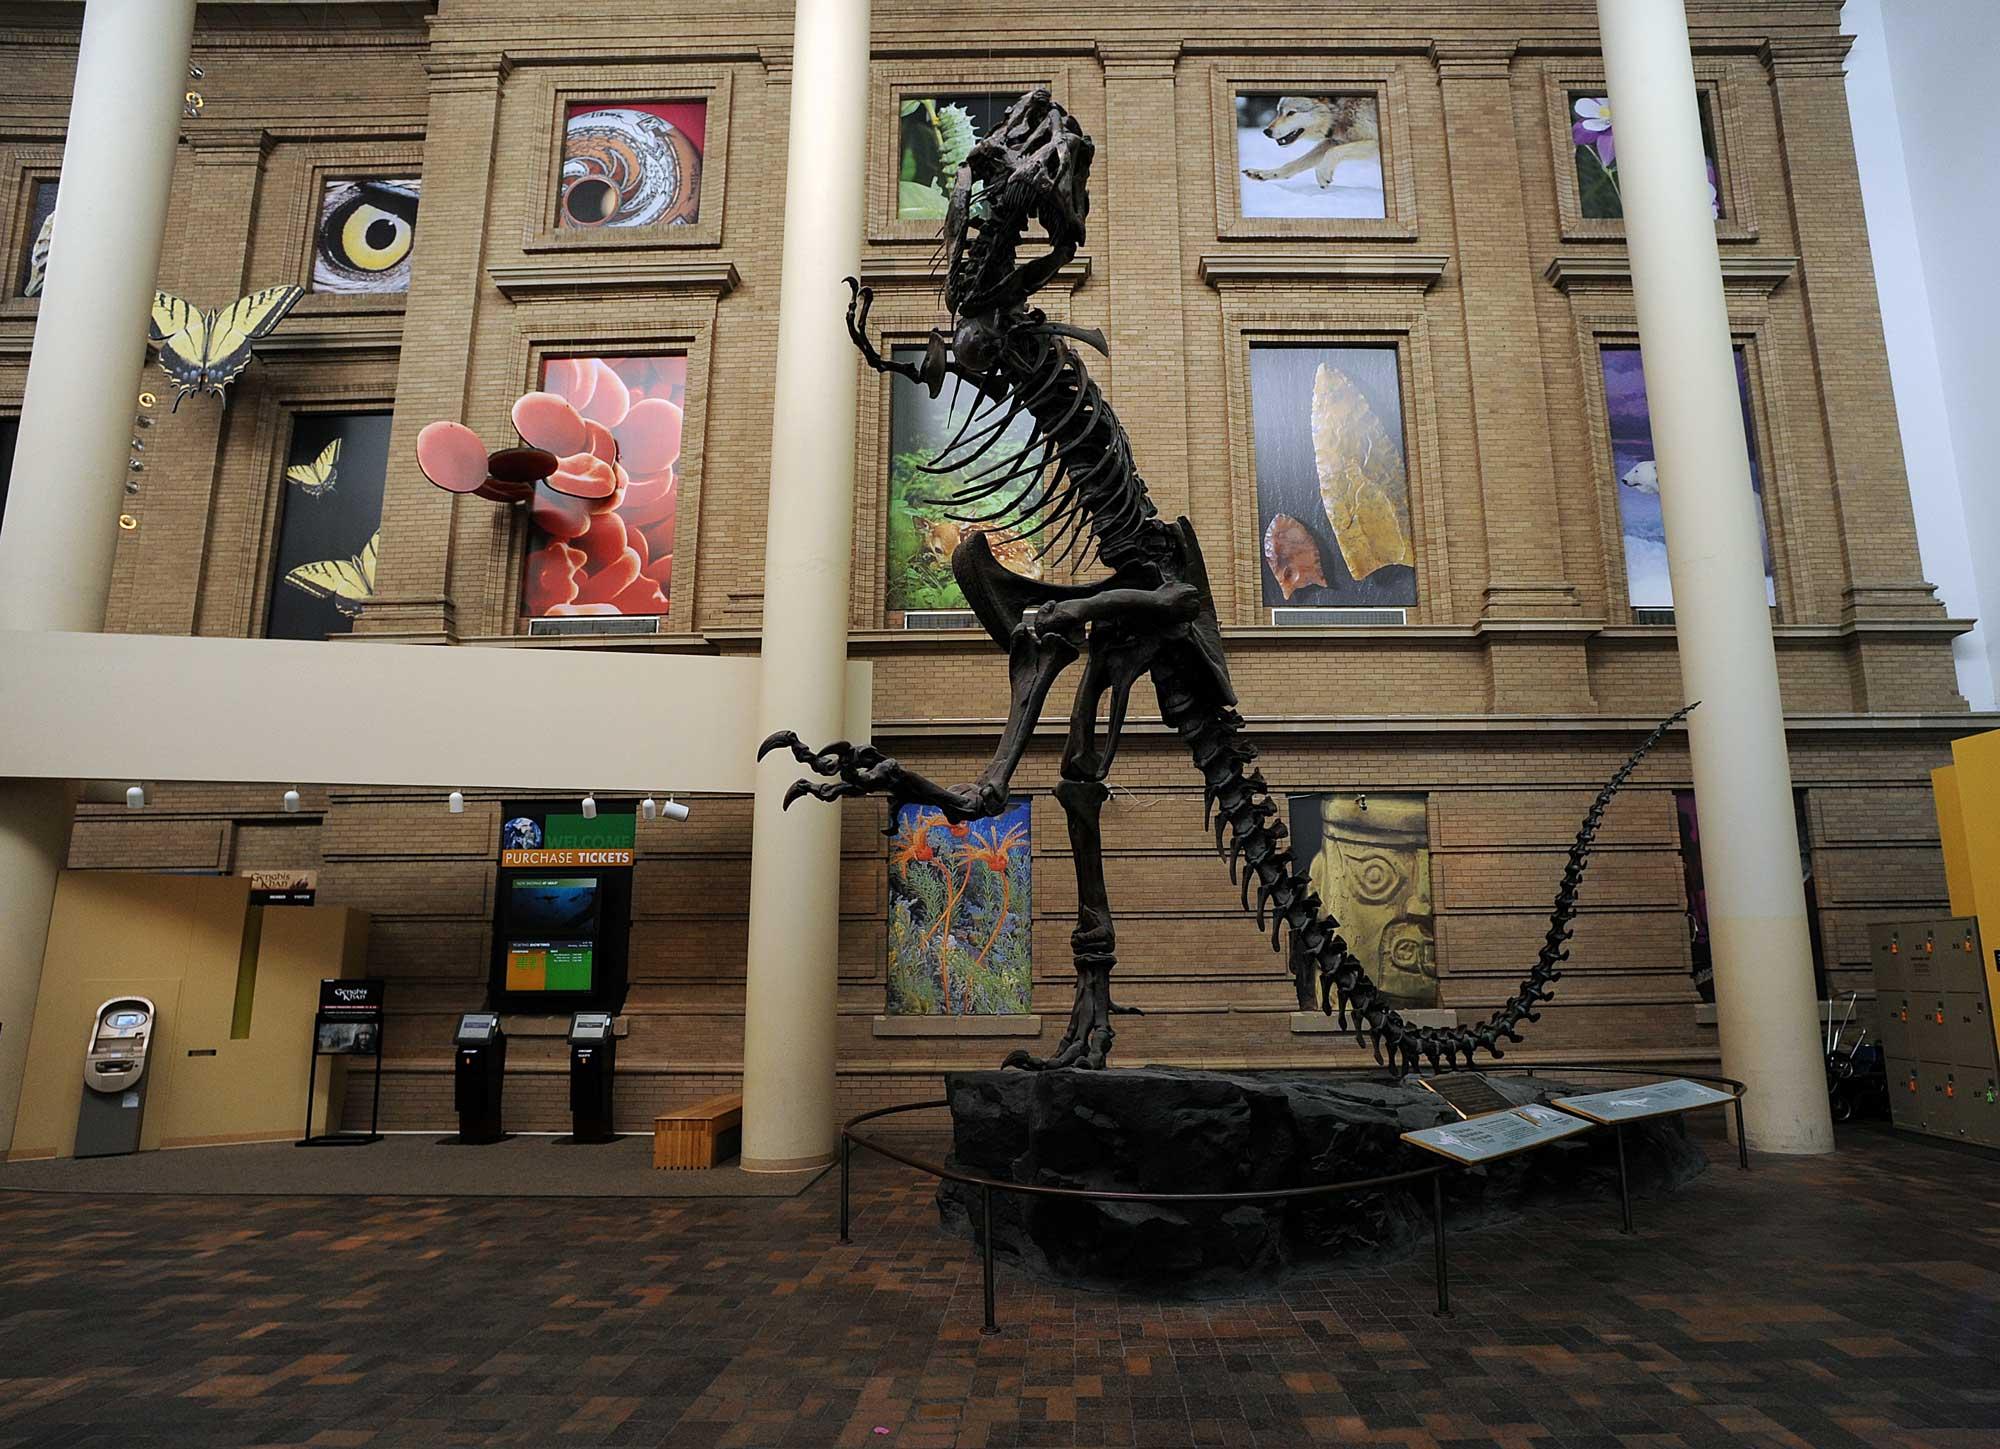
[
  {"left": 781, "top": 779, "right": 813, "bottom": 810},
  {"left": 758, "top": 729, "right": 801, "bottom": 763}
]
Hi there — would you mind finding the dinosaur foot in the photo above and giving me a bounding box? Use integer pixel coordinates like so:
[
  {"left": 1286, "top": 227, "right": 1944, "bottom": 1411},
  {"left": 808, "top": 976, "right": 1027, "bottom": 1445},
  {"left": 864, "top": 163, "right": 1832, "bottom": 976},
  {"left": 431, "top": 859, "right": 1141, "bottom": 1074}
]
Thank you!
[{"left": 1003, "top": 960, "right": 1130, "bottom": 1071}]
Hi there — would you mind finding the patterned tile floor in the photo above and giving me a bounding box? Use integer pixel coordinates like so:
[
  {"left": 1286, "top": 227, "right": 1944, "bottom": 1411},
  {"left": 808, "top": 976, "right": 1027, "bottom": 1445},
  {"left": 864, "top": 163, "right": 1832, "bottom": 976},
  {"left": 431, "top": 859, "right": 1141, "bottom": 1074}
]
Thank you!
[{"left": 1, "top": 1124, "right": 1996, "bottom": 1448}]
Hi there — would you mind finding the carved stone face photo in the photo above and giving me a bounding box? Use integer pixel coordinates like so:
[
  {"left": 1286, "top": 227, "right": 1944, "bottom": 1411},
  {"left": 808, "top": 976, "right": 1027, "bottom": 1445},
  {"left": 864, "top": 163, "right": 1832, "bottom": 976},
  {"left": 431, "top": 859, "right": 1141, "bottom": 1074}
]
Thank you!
[{"left": 1297, "top": 792, "right": 1437, "bottom": 1008}]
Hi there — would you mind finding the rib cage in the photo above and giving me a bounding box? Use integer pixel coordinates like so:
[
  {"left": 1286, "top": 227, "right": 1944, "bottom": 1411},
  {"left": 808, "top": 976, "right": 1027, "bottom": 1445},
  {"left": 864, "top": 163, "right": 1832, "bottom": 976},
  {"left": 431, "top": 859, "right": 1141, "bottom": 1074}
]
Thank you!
[{"left": 923, "top": 327, "right": 1160, "bottom": 574}]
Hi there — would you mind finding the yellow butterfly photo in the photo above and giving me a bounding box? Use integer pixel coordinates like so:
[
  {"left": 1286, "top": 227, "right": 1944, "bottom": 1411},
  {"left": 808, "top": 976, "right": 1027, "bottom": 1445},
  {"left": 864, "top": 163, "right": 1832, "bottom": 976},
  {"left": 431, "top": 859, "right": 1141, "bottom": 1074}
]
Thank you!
[
  {"left": 282, "top": 530, "right": 378, "bottom": 618},
  {"left": 148, "top": 285, "right": 304, "bottom": 408},
  {"left": 285, "top": 437, "right": 341, "bottom": 497}
]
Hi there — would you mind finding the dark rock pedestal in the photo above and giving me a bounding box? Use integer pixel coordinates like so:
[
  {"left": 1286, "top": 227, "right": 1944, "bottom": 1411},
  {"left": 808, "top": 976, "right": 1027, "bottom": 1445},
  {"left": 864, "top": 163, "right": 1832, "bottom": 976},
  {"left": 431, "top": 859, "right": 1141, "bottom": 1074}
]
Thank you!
[{"left": 936, "top": 1066, "right": 1707, "bottom": 1292}]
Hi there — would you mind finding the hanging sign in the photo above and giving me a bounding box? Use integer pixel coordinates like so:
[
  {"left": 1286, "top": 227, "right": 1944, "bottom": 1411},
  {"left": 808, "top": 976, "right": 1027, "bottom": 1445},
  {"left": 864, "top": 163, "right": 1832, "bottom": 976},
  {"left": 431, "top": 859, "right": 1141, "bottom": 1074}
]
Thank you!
[{"left": 245, "top": 869, "right": 317, "bottom": 905}]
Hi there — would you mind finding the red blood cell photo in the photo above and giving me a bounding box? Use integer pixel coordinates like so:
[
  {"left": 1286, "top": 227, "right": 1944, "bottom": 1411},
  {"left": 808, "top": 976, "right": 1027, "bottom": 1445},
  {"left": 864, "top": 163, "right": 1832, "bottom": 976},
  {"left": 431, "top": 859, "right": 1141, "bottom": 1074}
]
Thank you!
[{"left": 522, "top": 355, "right": 686, "bottom": 620}]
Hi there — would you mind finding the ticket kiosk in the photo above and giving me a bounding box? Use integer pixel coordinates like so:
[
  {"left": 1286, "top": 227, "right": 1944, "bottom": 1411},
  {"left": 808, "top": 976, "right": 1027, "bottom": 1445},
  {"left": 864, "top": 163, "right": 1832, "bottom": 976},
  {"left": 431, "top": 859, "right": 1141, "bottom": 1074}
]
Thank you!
[
  {"left": 453, "top": 1013, "right": 507, "bottom": 1143},
  {"left": 567, "top": 1013, "right": 617, "bottom": 1143},
  {"left": 76, "top": 996, "right": 156, "bottom": 1158}
]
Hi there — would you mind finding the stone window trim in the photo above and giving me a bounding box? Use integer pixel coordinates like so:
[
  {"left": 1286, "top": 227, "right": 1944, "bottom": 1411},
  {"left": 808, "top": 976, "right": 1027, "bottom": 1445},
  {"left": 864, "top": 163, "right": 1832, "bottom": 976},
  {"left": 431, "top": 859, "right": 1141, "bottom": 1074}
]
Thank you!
[
  {"left": 518, "top": 67, "right": 732, "bottom": 255},
  {"left": 0, "top": 144, "right": 61, "bottom": 312},
  {"left": 288, "top": 144, "right": 428, "bottom": 319},
  {"left": 849, "top": 258, "right": 1088, "bottom": 631},
  {"left": 1571, "top": 307, "right": 1806, "bottom": 627},
  {"left": 1217, "top": 304, "right": 1450, "bottom": 629},
  {"left": 231, "top": 382, "right": 400, "bottom": 643},
  {"left": 1204, "top": 61, "right": 1421, "bottom": 244},
  {"left": 867, "top": 61, "right": 1073, "bottom": 246},
  {"left": 485, "top": 310, "right": 718, "bottom": 638},
  {"left": 1541, "top": 56, "right": 1760, "bottom": 245}
]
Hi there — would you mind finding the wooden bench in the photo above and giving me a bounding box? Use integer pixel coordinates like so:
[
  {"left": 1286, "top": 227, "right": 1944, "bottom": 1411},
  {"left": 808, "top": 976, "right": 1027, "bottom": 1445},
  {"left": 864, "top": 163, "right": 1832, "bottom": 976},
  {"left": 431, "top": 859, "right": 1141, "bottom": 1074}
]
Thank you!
[{"left": 653, "top": 1092, "right": 743, "bottom": 1169}]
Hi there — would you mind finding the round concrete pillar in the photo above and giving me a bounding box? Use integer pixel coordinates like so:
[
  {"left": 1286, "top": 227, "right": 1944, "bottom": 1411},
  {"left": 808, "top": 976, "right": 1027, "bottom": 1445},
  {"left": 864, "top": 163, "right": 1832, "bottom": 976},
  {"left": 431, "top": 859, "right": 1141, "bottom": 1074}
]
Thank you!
[
  {"left": 1597, "top": 0, "right": 1834, "bottom": 1153},
  {"left": 739, "top": 0, "right": 872, "bottom": 1171},
  {"left": 0, "top": 0, "right": 197, "bottom": 1154}
]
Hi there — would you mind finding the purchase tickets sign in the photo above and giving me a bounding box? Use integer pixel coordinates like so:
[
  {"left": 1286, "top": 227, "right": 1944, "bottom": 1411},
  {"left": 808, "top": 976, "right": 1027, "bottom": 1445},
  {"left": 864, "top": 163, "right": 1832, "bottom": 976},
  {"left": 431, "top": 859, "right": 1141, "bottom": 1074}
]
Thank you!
[
  {"left": 500, "top": 806, "right": 636, "bottom": 867},
  {"left": 502, "top": 847, "right": 635, "bottom": 867}
]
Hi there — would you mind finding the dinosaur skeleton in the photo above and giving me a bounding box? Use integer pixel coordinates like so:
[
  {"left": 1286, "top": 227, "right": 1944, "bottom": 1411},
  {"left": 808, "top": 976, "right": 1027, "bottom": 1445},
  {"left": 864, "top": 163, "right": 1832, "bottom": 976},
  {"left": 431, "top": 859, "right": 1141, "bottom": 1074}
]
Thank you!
[{"left": 762, "top": 90, "right": 1690, "bottom": 1075}]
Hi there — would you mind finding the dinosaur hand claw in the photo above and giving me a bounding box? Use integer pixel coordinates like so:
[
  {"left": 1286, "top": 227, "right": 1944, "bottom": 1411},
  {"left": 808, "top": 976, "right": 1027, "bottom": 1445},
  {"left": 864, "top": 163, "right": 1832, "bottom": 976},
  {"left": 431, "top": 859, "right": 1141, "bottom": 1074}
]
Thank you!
[{"left": 758, "top": 729, "right": 802, "bottom": 763}]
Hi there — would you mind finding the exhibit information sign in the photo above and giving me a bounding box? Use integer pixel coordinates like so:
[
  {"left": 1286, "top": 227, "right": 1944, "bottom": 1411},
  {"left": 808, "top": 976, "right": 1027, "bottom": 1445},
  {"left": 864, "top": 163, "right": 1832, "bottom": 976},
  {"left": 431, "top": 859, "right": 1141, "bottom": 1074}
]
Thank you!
[
  {"left": 301, "top": 978, "right": 386, "bottom": 1145},
  {"left": 1552, "top": 1078, "right": 1734, "bottom": 1124},
  {"left": 1416, "top": 1072, "right": 1515, "bottom": 1120},
  {"left": 1401, "top": 1103, "right": 1594, "bottom": 1165},
  {"left": 313, "top": 977, "right": 384, "bottom": 1057}
]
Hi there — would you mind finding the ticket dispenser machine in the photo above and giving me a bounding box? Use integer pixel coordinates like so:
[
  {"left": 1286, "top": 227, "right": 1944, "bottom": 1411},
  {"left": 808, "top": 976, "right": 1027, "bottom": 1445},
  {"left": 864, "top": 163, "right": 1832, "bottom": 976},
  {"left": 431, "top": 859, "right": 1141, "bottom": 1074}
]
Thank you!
[
  {"left": 452, "top": 1013, "right": 506, "bottom": 1144},
  {"left": 567, "top": 1013, "right": 617, "bottom": 1143},
  {"left": 76, "top": 996, "right": 157, "bottom": 1158}
]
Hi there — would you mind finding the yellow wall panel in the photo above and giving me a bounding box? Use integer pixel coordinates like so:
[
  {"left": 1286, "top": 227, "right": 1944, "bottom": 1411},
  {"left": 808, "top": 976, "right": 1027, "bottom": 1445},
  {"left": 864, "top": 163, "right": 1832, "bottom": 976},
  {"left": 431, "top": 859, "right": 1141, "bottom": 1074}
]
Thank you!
[{"left": 7, "top": 874, "right": 366, "bottom": 1159}]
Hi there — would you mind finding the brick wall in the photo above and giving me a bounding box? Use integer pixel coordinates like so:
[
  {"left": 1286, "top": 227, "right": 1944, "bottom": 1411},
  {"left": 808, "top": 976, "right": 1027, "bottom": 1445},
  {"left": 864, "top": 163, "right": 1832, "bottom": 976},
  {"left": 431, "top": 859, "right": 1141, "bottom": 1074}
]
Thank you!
[{"left": 1, "top": 0, "right": 1979, "bottom": 1131}]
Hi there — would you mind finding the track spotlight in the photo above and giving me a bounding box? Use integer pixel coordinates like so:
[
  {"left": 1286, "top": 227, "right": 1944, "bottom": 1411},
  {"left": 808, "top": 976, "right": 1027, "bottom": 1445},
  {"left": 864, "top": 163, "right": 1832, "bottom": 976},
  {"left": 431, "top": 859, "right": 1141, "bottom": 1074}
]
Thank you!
[
  {"left": 1356, "top": 794, "right": 1368, "bottom": 812},
  {"left": 661, "top": 798, "right": 690, "bottom": 822},
  {"left": 448, "top": 790, "right": 465, "bottom": 814},
  {"left": 283, "top": 788, "right": 301, "bottom": 814},
  {"left": 126, "top": 785, "right": 145, "bottom": 809},
  {"left": 640, "top": 796, "right": 657, "bottom": 821},
  {"left": 581, "top": 794, "right": 597, "bottom": 820}
]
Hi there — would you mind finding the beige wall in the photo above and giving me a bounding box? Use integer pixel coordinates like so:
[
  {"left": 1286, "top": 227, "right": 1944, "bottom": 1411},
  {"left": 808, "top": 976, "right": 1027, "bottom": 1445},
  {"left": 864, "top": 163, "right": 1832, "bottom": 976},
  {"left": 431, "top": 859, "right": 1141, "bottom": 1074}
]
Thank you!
[
  {"left": 8, "top": 873, "right": 365, "bottom": 1159},
  {"left": 0, "top": 631, "right": 870, "bottom": 794}
]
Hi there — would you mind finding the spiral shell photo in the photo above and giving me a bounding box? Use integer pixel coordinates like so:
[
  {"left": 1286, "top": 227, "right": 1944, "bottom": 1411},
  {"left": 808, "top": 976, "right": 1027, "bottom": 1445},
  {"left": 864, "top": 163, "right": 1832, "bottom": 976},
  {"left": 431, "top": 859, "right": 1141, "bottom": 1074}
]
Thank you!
[{"left": 559, "top": 102, "right": 704, "bottom": 229}]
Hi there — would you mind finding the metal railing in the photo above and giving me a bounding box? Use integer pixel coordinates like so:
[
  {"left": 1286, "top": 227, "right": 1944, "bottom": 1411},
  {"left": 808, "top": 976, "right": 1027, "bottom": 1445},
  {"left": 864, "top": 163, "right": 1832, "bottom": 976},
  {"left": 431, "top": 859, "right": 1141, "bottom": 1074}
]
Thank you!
[{"left": 838, "top": 1063, "right": 1748, "bottom": 1332}]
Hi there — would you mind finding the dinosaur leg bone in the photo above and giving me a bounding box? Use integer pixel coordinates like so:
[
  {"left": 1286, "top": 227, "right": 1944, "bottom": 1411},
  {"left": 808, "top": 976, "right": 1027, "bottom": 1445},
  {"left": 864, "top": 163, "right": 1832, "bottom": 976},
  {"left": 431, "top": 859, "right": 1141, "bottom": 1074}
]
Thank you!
[
  {"left": 1004, "top": 635, "right": 1156, "bottom": 1073},
  {"left": 1005, "top": 775, "right": 1119, "bottom": 1071}
]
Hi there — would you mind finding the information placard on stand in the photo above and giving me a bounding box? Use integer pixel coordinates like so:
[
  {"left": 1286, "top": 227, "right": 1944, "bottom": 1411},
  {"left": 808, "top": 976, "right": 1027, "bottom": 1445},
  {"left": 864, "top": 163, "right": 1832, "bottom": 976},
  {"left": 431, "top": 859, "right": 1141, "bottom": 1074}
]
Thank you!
[
  {"left": 1401, "top": 1103, "right": 1594, "bottom": 1165},
  {"left": 298, "top": 978, "right": 385, "bottom": 1146},
  {"left": 1551, "top": 1078, "right": 1735, "bottom": 1124}
]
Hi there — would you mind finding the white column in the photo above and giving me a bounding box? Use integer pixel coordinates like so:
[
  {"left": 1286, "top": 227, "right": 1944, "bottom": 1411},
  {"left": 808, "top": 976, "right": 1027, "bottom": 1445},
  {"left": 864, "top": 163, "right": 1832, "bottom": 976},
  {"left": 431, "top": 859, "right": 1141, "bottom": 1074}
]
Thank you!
[
  {"left": 739, "top": 0, "right": 872, "bottom": 1171},
  {"left": 1597, "top": 0, "right": 1833, "bottom": 1154},
  {"left": 0, "top": 0, "right": 197, "bottom": 1153}
]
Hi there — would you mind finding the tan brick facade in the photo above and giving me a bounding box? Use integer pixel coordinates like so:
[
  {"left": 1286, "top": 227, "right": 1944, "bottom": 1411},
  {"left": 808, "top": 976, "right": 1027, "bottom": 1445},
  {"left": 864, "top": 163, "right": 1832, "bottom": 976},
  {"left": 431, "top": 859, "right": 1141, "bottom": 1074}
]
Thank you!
[{"left": 0, "top": 1, "right": 1977, "bottom": 1130}]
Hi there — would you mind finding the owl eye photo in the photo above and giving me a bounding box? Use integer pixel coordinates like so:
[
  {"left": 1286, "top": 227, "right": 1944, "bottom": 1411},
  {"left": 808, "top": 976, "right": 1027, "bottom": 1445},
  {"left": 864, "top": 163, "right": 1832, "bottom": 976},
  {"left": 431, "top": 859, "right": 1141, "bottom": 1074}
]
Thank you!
[{"left": 312, "top": 178, "right": 420, "bottom": 294}]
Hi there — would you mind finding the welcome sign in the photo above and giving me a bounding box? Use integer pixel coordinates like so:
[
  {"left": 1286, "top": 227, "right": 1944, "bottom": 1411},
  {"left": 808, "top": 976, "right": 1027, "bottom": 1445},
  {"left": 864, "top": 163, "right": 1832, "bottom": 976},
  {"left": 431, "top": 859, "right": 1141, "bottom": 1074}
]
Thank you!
[
  {"left": 501, "top": 808, "right": 636, "bottom": 866},
  {"left": 491, "top": 801, "right": 637, "bottom": 1010}
]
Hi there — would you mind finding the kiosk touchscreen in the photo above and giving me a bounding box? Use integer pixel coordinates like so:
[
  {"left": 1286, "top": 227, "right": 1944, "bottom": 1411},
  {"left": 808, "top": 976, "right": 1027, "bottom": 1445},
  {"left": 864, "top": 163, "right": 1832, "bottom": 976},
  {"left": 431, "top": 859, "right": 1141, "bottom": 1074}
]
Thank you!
[
  {"left": 567, "top": 1012, "right": 617, "bottom": 1143},
  {"left": 76, "top": 996, "right": 156, "bottom": 1158},
  {"left": 452, "top": 1012, "right": 507, "bottom": 1143}
]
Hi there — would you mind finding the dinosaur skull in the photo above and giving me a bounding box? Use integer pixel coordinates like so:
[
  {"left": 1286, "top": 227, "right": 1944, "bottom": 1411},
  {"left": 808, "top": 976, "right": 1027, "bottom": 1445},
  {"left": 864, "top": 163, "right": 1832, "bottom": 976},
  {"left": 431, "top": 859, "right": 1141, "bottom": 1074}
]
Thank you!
[{"left": 942, "top": 88, "right": 1092, "bottom": 326}]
